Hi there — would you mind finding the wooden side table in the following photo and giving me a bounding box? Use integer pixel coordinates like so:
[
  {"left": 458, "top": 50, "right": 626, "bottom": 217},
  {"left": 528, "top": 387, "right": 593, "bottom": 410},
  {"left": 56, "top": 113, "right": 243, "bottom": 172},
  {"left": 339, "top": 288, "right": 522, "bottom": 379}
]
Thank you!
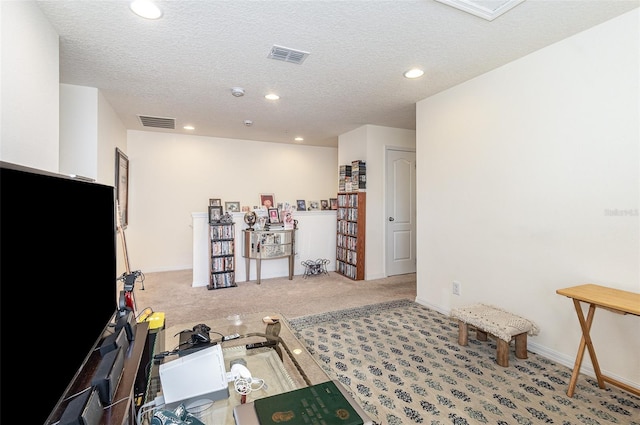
[{"left": 556, "top": 284, "right": 640, "bottom": 397}]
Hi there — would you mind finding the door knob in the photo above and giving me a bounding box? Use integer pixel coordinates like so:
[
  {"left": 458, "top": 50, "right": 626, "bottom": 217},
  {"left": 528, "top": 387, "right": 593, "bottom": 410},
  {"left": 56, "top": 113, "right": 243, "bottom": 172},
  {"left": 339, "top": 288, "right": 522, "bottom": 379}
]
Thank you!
[{"left": 388, "top": 217, "right": 395, "bottom": 221}]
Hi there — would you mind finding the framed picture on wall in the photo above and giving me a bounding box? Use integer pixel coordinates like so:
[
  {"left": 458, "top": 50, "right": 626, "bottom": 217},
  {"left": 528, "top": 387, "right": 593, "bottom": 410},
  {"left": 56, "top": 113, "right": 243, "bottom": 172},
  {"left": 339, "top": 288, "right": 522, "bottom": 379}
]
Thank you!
[
  {"left": 115, "top": 148, "right": 129, "bottom": 228},
  {"left": 330, "top": 198, "right": 338, "bottom": 210},
  {"left": 296, "top": 200, "right": 307, "bottom": 211},
  {"left": 209, "top": 198, "right": 222, "bottom": 206}
]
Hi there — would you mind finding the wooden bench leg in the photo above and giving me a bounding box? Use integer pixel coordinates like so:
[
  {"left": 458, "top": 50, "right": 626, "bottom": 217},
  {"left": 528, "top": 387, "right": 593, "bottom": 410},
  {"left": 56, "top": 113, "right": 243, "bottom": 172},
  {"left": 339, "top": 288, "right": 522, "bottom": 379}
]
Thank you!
[
  {"left": 514, "top": 333, "right": 528, "bottom": 359},
  {"left": 457, "top": 320, "right": 469, "bottom": 346},
  {"left": 496, "top": 339, "right": 509, "bottom": 367},
  {"left": 476, "top": 329, "right": 488, "bottom": 341}
]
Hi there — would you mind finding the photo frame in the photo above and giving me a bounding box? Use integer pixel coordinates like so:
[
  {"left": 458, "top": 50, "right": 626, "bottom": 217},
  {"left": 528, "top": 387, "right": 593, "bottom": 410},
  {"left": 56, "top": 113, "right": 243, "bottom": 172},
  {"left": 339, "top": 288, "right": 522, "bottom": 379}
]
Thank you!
[
  {"left": 209, "top": 198, "right": 222, "bottom": 206},
  {"left": 330, "top": 198, "right": 338, "bottom": 210},
  {"left": 268, "top": 208, "right": 280, "bottom": 224},
  {"left": 260, "top": 193, "right": 275, "bottom": 209},
  {"left": 296, "top": 199, "right": 307, "bottom": 211},
  {"left": 115, "top": 148, "right": 129, "bottom": 228},
  {"left": 320, "top": 200, "right": 329, "bottom": 210},
  {"left": 225, "top": 201, "right": 240, "bottom": 213},
  {"left": 208, "top": 205, "right": 223, "bottom": 223},
  {"left": 308, "top": 200, "right": 320, "bottom": 211}
]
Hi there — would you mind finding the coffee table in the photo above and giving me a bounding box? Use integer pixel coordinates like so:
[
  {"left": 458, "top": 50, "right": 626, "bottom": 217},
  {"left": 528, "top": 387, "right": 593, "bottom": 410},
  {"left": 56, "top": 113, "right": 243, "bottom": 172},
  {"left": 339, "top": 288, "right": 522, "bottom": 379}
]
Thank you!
[{"left": 140, "top": 312, "right": 331, "bottom": 424}]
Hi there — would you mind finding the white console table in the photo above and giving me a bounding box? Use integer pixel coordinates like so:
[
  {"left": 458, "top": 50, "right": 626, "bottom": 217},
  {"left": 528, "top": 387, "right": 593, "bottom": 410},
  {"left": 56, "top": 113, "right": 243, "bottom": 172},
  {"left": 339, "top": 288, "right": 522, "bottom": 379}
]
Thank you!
[{"left": 191, "top": 211, "right": 336, "bottom": 287}]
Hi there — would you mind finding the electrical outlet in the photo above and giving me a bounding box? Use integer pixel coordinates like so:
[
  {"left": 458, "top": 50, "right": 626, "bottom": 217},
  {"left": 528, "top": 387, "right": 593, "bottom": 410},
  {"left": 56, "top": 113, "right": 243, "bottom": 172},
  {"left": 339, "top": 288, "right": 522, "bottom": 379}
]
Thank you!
[{"left": 452, "top": 281, "right": 461, "bottom": 296}]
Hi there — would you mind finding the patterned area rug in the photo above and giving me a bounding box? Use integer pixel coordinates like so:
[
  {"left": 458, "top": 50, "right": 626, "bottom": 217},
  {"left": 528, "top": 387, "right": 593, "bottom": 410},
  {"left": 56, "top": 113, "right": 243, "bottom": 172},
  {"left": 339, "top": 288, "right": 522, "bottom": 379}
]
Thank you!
[{"left": 288, "top": 300, "right": 640, "bottom": 425}]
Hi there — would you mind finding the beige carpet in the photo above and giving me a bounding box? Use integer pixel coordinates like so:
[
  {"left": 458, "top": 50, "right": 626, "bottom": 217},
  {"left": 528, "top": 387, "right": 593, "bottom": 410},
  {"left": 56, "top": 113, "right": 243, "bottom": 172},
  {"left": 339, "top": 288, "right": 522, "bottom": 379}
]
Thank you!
[{"left": 130, "top": 269, "right": 417, "bottom": 325}]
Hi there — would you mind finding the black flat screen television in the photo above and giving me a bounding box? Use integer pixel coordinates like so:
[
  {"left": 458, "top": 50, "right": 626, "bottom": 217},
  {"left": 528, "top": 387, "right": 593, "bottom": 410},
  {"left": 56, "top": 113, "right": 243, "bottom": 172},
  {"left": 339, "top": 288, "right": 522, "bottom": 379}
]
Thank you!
[{"left": 0, "top": 161, "right": 117, "bottom": 424}]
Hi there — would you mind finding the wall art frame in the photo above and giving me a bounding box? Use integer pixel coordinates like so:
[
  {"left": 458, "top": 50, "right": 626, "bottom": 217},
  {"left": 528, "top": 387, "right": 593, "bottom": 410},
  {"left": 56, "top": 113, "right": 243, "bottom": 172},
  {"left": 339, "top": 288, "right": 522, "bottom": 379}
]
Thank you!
[{"left": 115, "top": 148, "right": 129, "bottom": 228}]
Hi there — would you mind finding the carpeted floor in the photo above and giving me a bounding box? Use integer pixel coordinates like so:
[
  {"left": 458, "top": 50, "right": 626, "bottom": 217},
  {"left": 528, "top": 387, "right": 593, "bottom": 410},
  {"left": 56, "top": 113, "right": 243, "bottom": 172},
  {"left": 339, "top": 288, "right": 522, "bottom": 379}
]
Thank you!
[
  {"left": 131, "top": 269, "right": 417, "bottom": 324},
  {"left": 289, "top": 300, "right": 640, "bottom": 425}
]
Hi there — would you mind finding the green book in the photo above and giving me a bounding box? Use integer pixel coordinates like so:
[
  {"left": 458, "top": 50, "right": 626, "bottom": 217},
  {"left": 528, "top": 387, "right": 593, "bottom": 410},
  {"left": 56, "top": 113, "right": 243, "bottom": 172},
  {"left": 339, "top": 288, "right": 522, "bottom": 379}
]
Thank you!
[{"left": 253, "top": 381, "right": 363, "bottom": 425}]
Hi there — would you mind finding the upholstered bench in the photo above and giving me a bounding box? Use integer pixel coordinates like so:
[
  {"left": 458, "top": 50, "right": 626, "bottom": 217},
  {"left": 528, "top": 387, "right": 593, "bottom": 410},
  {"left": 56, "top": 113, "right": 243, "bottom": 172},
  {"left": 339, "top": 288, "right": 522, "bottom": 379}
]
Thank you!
[{"left": 451, "top": 303, "right": 539, "bottom": 367}]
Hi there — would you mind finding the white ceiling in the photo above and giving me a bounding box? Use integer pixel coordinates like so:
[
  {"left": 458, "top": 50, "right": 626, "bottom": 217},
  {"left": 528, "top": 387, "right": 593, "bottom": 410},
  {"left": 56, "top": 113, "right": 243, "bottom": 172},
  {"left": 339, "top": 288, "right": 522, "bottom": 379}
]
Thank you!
[{"left": 35, "top": 0, "right": 639, "bottom": 148}]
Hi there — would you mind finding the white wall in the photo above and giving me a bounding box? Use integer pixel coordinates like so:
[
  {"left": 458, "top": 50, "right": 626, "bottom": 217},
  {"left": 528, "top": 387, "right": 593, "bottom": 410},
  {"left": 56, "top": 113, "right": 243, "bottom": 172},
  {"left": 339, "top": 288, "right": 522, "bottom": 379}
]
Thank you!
[
  {"left": 191, "top": 211, "right": 337, "bottom": 286},
  {"left": 59, "top": 84, "right": 98, "bottom": 179},
  {"left": 415, "top": 10, "right": 639, "bottom": 389},
  {"left": 1, "top": 1, "right": 59, "bottom": 172},
  {"left": 59, "top": 84, "right": 127, "bottom": 186},
  {"left": 97, "top": 90, "right": 128, "bottom": 186},
  {"left": 126, "top": 131, "right": 338, "bottom": 272}
]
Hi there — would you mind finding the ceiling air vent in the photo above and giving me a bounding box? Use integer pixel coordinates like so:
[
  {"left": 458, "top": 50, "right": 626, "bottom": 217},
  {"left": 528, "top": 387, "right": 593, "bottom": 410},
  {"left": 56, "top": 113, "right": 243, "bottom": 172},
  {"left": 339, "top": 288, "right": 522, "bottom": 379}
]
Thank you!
[
  {"left": 268, "top": 45, "right": 310, "bottom": 65},
  {"left": 138, "top": 115, "right": 176, "bottom": 129}
]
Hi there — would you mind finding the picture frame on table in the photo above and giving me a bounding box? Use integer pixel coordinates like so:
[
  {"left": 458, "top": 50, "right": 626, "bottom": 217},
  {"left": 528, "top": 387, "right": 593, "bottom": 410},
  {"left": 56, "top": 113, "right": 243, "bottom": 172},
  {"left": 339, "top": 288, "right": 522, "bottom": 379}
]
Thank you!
[
  {"left": 208, "top": 206, "right": 223, "bottom": 223},
  {"left": 260, "top": 193, "right": 275, "bottom": 209},
  {"left": 320, "top": 200, "right": 329, "bottom": 210},
  {"left": 268, "top": 208, "right": 280, "bottom": 223},
  {"left": 308, "top": 200, "right": 320, "bottom": 211},
  {"left": 225, "top": 201, "right": 240, "bottom": 213},
  {"left": 330, "top": 198, "right": 338, "bottom": 210},
  {"left": 296, "top": 200, "right": 307, "bottom": 211},
  {"left": 209, "top": 198, "right": 222, "bottom": 207},
  {"left": 115, "top": 148, "right": 129, "bottom": 228}
]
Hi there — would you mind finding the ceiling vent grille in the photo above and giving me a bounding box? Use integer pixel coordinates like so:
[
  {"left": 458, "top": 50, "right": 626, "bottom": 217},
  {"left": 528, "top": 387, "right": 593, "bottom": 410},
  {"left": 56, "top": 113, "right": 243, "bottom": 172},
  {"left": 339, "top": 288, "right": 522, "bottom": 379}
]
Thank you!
[
  {"left": 138, "top": 115, "right": 176, "bottom": 129},
  {"left": 268, "top": 45, "right": 310, "bottom": 65}
]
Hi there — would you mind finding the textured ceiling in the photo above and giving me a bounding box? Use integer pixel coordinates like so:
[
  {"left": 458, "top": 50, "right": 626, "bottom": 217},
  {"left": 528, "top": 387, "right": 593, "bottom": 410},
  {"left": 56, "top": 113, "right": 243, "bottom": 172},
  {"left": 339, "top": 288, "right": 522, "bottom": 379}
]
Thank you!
[{"left": 36, "top": 0, "right": 639, "bottom": 148}]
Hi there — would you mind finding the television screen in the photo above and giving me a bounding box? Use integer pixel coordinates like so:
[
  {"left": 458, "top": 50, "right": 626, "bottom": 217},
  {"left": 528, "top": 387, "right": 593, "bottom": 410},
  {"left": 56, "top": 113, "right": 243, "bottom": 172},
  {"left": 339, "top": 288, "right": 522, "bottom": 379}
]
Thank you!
[{"left": 0, "top": 161, "right": 117, "bottom": 424}]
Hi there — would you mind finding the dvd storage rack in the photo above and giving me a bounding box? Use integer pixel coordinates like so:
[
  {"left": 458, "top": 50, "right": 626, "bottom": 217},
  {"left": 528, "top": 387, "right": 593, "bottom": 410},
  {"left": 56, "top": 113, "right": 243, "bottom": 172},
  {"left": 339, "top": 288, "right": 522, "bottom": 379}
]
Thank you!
[
  {"left": 335, "top": 192, "right": 366, "bottom": 280},
  {"left": 208, "top": 221, "right": 236, "bottom": 289}
]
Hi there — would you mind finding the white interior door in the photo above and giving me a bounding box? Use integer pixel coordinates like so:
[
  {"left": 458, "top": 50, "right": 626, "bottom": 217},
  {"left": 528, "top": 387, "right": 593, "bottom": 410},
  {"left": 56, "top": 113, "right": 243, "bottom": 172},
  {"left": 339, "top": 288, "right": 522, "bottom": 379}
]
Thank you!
[{"left": 385, "top": 148, "right": 416, "bottom": 276}]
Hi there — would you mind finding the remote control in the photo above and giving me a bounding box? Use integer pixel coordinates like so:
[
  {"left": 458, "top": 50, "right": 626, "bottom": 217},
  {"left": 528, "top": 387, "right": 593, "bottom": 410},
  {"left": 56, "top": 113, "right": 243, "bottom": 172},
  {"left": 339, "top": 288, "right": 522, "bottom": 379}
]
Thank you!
[{"left": 246, "top": 340, "right": 277, "bottom": 349}]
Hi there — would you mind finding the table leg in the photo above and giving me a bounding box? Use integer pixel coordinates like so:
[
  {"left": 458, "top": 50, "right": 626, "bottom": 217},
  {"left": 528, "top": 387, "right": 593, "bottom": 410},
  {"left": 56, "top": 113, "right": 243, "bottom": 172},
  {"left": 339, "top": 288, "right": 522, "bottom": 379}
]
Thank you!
[
  {"left": 256, "top": 258, "right": 261, "bottom": 284},
  {"left": 288, "top": 254, "right": 293, "bottom": 280},
  {"left": 567, "top": 300, "right": 605, "bottom": 397}
]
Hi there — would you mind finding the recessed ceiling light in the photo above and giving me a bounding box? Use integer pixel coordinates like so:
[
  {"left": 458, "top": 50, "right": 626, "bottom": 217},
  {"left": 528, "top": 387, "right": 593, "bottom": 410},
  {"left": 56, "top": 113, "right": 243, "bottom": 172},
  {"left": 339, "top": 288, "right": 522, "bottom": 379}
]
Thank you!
[
  {"left": 294, "top": 137, "right": 304, "bottom": 142},
  {"left": 403, "top": 68, "right": 424, "bottom": 79},
  {"left": 265, "top": 93, "right": 280, "bottom": 100},
  {"left": 130, "top": 0, "right": 162, "bottom": 19},
  {"left": 183, "top": 125, "right": 195, "bottom": 130}
]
